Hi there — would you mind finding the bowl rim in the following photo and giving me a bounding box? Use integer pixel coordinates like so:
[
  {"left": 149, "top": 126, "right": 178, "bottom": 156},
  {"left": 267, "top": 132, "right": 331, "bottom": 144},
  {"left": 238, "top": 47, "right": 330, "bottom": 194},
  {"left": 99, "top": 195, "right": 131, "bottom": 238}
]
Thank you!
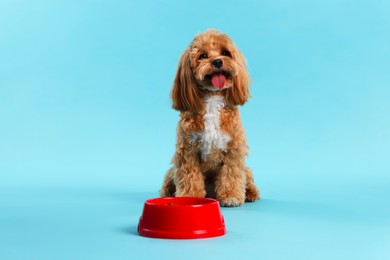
[{"left": 144, "top": 197, "right": 219, "bottom": 208}]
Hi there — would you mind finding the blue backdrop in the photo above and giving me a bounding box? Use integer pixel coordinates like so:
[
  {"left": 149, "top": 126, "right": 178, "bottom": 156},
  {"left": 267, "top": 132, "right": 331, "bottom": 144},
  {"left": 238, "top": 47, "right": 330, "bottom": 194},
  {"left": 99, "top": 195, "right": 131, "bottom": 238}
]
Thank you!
[{"left": 1, "top": 0, "right": 389, "bottom": 259}]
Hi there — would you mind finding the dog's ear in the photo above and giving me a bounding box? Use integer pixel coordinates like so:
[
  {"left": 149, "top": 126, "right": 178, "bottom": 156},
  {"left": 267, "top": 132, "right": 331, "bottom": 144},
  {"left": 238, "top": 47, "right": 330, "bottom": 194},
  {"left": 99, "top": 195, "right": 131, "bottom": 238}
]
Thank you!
[
  {"left": 225, "top": 49, "right": 251, "bottom": 106},
  {"left": 171, "top": 49, "right": 203, "bottom": 112}
]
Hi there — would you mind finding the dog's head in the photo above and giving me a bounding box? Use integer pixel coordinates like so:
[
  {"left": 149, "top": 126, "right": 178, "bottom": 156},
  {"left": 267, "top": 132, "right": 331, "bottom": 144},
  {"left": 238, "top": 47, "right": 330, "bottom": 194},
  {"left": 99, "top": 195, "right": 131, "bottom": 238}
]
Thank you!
[{"left": 171, "top": 29, "right": 251, "bottom": 111}]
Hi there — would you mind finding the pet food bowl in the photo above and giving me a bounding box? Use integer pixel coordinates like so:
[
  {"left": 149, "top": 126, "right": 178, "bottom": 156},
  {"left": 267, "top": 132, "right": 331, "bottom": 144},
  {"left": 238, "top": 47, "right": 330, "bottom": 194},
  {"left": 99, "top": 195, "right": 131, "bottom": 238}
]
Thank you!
[{"left": 138, "top": 197, "right": 226, "bottom": 239}]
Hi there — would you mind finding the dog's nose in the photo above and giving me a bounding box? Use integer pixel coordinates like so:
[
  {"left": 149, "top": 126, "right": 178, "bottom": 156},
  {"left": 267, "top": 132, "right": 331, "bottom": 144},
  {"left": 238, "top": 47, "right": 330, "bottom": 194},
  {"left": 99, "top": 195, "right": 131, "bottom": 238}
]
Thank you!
[{"left": 212, "top": 59, "right": 223, "bottom": 69}]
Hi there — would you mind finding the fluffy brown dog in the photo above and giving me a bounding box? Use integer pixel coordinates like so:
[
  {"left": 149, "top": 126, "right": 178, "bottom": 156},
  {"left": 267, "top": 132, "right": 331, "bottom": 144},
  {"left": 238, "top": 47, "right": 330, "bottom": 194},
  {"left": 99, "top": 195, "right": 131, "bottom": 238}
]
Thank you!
[{"left": 160, "top": 29, "right": 260, "bottom": 207}]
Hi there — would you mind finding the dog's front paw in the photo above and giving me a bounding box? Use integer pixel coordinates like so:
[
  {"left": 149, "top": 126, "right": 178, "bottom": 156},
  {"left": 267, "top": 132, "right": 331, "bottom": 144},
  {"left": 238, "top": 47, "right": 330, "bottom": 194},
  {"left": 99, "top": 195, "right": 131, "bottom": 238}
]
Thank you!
[{"left": 219, "top": 197, "right": 244, "bottom": 207}]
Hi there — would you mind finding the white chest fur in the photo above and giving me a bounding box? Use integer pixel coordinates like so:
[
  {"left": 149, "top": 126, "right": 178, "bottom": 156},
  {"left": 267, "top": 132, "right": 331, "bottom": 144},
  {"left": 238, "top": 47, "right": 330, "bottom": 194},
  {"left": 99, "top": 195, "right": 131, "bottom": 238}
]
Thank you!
[{"left": 191, "top": 95, "right": 231, "bottom": 160}]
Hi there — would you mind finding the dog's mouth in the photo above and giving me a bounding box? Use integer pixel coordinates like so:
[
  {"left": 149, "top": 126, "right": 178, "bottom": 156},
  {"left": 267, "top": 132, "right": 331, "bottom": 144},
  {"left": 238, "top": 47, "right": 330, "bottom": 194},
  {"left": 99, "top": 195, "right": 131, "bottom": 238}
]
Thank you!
[{"left": 204, "top": 71, "right": 232, "bottom": 90}]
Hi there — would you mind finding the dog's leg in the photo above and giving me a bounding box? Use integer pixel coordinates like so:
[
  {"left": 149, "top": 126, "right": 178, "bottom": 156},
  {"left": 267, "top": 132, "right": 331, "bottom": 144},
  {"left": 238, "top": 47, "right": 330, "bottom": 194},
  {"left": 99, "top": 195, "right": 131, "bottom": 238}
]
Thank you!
[
  {"left": 160, "top": 167, "right": 176, "bottom": 197},
  {"left": 244, "top": 167, "right": 260, "bottom": 202},
  {"left": 215, "top": 154, "right": 246, "bottom": 207},
  {"left": 174, "top": 161, "right": 206, "bottom": 197}
]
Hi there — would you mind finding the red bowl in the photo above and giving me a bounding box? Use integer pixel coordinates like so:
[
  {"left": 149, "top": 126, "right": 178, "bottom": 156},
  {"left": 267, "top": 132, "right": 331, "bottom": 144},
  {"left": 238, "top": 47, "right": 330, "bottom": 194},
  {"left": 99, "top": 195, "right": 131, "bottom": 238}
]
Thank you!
[{"left": 138, "top": 197, "right": 226, "bottom": 239}]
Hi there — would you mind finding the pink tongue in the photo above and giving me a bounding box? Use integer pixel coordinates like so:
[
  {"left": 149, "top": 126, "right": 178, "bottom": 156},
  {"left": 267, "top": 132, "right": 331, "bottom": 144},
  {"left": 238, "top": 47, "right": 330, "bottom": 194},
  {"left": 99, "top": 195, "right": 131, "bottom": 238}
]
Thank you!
[{"left": 211, "top": 74, "right": 226, "bottom": 90}]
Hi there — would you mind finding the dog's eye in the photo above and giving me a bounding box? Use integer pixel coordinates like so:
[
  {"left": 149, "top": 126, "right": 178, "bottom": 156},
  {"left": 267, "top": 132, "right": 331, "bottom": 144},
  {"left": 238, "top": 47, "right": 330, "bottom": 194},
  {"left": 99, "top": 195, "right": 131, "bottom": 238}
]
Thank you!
[
  {"left": 198, "top": 54, "right": 208, "bottom": 60},
  {"left": 221, "top": 50, "right": 231, "bottom": 57}
]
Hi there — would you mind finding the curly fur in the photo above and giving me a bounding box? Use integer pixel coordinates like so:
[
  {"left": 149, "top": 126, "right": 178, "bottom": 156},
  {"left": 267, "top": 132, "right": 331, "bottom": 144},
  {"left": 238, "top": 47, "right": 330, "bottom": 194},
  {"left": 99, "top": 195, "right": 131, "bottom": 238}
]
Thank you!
[{"left": 160, "top": 29, "right": 260, "bottom": 207}]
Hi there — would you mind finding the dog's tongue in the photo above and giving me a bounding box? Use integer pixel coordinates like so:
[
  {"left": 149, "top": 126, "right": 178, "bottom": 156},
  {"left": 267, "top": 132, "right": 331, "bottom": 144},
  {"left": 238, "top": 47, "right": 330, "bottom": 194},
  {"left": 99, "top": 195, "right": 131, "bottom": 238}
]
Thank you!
[{"left": 211, "top": 74, "right": 226, "bottom": 90}]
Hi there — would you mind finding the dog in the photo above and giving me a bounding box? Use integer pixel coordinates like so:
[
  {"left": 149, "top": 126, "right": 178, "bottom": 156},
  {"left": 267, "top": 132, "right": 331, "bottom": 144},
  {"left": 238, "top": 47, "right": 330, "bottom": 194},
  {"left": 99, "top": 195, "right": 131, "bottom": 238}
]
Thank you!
[{"left": 160, "top": 29, "right": 260, "bottom": 207}]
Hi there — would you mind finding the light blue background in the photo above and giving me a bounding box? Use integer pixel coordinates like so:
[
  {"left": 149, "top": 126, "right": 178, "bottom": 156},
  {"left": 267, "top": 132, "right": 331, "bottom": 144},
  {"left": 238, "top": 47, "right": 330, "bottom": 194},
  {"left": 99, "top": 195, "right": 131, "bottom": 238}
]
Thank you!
[{"left": 1, "top": 0, "right": 389, "bottom": 259}]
